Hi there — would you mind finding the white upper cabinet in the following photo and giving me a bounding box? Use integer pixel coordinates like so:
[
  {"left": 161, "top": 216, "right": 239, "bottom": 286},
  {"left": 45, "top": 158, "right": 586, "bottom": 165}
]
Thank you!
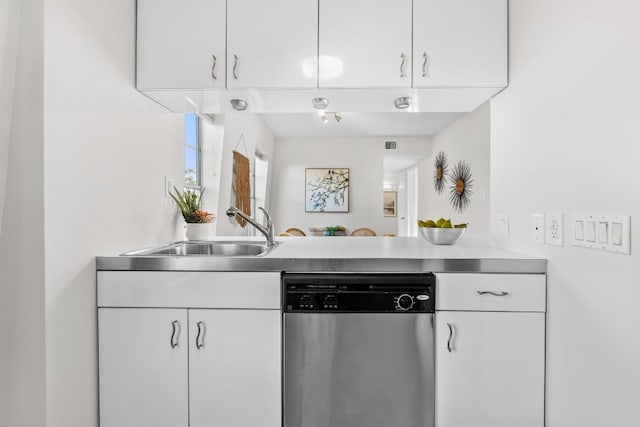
[
  {"left": 137, "top": 0, "right": 226, "bottom": 90},
  {"left": 319, "top": 0, "right": 412, "bottom": 88},
  {"left": 135, "top": 0, "right": 508, "bottom": 110},
  {"left": 227, "top": 0, "right": 318, "bottom": 89},
  {"left": 413, "top": 0, "right": 507, "bottom": 87}
]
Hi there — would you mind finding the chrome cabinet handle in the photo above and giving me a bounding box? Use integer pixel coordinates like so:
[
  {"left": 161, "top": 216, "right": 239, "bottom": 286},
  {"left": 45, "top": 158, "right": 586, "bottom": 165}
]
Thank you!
[
  {"left": 400, "top": 52, "right": 407, "bottom": 78},
  {"left": 446, "top": 322, "right": 454, "bottom": 353},
  {"left": 422, "top": 52, "right": 429, "bottom": 77},
  {"left": 211, "top": 54, "right": 217, "bottom": 80},
  {"left": 195, "top": 321, "right": 205, "bottom": 350},
  {"left": 477, "top": 290, "right": 510, "bottom": 297},
  {"left": 170, "top": 320, "right": 180, "bottom": 349},
  {"left": 233, "top": 54, "right": 239, "bottom": 79}
]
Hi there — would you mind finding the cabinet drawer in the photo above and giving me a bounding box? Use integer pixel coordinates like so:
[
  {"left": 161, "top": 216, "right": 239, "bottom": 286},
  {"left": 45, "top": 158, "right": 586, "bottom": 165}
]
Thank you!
[
  {"left": 98, "top": 272, "right": 281, "bottom": 309},
  {"left": 436, "top": 274, "right": 546, "bottom": 312}
]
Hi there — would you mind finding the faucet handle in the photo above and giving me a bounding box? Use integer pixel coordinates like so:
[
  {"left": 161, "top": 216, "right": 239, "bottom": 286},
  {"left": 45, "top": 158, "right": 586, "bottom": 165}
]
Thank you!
[
  {"left": 258, "top": 207, "right": 276, "bottom": 246},
  {"left": 258, "top": 207, "right": 272, "bottom": 228}
]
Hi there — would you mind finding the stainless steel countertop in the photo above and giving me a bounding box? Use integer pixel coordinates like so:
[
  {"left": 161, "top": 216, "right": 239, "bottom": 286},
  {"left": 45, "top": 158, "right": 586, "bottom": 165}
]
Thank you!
[
  {"left": 96, "top": 237, "right": 547, "bottom": 274},
  {"left": 96, "top": 256, "right": 546, "bottom": 273}
]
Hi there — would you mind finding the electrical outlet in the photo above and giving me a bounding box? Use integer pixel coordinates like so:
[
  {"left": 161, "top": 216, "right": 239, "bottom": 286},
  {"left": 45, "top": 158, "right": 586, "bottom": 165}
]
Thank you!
[
  {"left": 545, "top": 213, "right": 564, "bottom": 246},
  {"left": 531, "top": 214, "right": 545, "bottom": 243}
]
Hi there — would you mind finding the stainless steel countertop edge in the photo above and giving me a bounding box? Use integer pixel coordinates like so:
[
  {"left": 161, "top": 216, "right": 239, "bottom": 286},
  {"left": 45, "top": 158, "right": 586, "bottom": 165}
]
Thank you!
[{"left": 95, "top": 257, "right": 547, "bottom": 274}]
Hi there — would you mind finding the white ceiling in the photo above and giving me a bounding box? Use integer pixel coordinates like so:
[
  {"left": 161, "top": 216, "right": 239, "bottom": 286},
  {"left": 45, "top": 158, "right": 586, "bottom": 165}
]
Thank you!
[{"left": 260, "top": 112, "right": 463, "bottom": 138}]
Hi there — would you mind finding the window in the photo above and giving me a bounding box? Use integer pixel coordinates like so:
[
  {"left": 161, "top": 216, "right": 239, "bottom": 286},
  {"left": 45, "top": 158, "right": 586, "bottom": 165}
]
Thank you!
[
  {"left": 184, "top": 113, "right": 201, "bottom": 189},
  {"left": 251, "top": 150, "right": 269, "bottom": 230}
]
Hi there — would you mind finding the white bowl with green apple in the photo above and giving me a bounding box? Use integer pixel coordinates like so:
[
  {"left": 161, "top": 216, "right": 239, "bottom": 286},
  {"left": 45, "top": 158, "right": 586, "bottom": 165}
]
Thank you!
[{"left": 417, "top": 218, "right": 468, "bottom": 245}]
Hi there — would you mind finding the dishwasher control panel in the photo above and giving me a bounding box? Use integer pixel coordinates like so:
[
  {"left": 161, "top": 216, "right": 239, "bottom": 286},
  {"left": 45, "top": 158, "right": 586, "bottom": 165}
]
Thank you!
[{"left": 283, "top": 273, "right": 435, "bottom": 313}]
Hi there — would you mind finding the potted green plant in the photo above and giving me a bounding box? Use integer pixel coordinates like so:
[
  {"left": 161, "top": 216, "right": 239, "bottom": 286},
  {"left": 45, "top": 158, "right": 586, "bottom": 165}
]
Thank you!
[{"left": 169, "top": 186, "right": 215, "bottom": 240}]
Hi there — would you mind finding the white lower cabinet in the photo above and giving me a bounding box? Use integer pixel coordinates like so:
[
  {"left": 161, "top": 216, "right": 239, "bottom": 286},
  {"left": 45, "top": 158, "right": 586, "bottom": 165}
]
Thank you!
[
  {"left": 98, "top": 308, "right": 189, "bottom": 427},
  {"left": 97, "top": 272, "right": 282, "bottom": 427},
  {"left": 189, "top": 309, "right": 281, "bottom": 427},
  {"left": 99, "top": 308, "right": 281, "bottom": 427},
  {"left": 435, "top": 312, "right": 545, "bottom": 427},
  {"left": 435, "top": 273, "right": 546, "bottom": 427}
]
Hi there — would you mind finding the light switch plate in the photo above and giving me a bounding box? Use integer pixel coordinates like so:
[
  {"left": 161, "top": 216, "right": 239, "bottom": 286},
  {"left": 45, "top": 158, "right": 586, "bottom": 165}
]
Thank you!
[
  {"left": 571, "top": 214, "right": 631, "bottom": 255},
  {"left": 545, "top": 213, "right": 564, "bottom": 246},
  {"left": 598, "top": 222, "right": 609, "bottom": 244},
  {"left": 164, "top": 176, "right": 173, "bottom": 198},
  {"left": 585, "top": 221, "right": 596, "bottom": 242},
  {"left": 531, "top": 213, "right": 545, "bottom": 243},
  {"left": 574, "top": 220, "right": 584, "bottom": 241},
  {"left": 498, "top": 214, "right": 509, "bottom": 238}
]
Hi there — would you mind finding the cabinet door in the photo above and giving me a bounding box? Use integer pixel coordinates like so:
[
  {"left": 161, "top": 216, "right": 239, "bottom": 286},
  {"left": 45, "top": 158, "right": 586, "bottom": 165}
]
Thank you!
[
  {"left": 137, "top": 0, "right": 225, "bottom": 90},
  {"left": 413, "top": 0, "right": 507, "bottom": 87},
  {"left": 227, "top": 0, "right": 317, "bottom": 89},
  {"left": 319, "top": 0, "right": 412, "bottom": 88},
  {"left": 436, "top": 312, "right": 544, "bottom": 427},
  {"left": 189, "top": 309, "right": 281, "bottom": 427},
  {"left": 98, "top": 308, "right": 188, "bottom": 427}
]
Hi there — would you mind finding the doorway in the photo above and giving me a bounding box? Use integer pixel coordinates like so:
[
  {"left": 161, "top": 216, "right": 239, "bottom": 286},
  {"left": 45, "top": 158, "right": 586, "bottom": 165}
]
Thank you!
[{"left": 383, "top": 155, "right": 423, "bottom": 237}]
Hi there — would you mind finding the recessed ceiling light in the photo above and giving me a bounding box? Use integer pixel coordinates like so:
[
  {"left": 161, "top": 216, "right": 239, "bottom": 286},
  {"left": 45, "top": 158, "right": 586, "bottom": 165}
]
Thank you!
[
  {"left": 394, "top": 96, "right": 411, "bottom": 110},
  {"left": 230, "top": 99, "right": 248, "bottom": 111},
  {"left": 312, "top": 97, "right": 329, "bottom": 110},
  {"left": 320, "top": 114, "right": 328, "bottom": 124}
]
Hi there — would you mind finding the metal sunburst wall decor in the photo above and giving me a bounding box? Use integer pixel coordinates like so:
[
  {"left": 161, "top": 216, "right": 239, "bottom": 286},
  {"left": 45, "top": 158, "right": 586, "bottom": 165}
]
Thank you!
[
  {"left": 433, "top": 150, "right": 448, "bottom": 194},
  {"left": 448, "top": 160, "right": 474, "bottom": 213}
]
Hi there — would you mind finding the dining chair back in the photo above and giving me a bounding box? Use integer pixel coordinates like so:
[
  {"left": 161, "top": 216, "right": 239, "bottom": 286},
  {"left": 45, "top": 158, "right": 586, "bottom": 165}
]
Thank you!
[
  {"left": 350, "top": 227, "right": 377, "bottom": 236},
  {"left": 285, "top": 228, "right": 306, "bottom": 236}
]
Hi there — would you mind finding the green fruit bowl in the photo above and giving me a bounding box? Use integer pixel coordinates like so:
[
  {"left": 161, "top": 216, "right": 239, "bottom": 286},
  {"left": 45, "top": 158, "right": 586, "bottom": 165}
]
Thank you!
[{"left": 418, "top": 227, "right": 466, "bottom": 245}]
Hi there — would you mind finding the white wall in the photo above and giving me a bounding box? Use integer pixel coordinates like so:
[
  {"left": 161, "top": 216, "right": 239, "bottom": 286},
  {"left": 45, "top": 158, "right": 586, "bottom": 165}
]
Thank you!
[
  {"left": 44, "top": 1, "right": 183, "bottom": 426},
  {"left": 418, "top": 102, "right": 491, "bottom": 244},
  {"left": 0, "top": 0, "right": 46, "bottom": 426},
  {"left": 214, "top": 113, "right": 276, "bottom": 237},
  {"left": 270, "top": 137, "right": 430, "bottom": 235},
  {"left": 0, "top": 0, "right": 21, "bottom": 235},
  {"left": 491, "top": 1, "right": 640, "bottom": 426}
]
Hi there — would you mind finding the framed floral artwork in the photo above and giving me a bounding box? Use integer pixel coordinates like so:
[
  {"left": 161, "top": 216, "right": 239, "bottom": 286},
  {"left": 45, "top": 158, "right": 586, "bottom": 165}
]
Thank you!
[{"left": 305, "top": 168, "right": 349, "bottom": 212}]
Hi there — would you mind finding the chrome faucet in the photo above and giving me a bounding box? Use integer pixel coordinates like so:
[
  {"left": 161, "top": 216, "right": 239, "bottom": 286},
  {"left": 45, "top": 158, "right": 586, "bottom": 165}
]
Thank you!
[{"left": 226, "top": 206, "right": 276, "bottom": 247}]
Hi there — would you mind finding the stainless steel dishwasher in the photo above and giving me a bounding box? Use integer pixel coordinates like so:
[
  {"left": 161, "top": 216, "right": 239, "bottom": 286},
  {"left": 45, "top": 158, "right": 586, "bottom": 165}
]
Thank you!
[{"left": 283, "top": 273, "right": 435, "bottom": 427}]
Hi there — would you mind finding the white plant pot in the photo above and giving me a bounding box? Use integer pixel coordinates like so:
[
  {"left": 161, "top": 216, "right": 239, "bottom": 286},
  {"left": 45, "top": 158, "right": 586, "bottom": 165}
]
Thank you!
[{"left": 185, "top": 223, "right": 214, "bottom": 241}]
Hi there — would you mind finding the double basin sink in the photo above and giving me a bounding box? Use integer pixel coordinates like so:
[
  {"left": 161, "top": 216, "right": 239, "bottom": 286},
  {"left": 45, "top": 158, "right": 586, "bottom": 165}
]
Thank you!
[{"left": 122, "top": 240, "right": 281, "bottom": 257}]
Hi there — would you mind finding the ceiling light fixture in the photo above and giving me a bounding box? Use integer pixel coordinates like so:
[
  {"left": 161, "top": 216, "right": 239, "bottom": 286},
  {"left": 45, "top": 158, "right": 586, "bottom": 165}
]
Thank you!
[
  {"left": 319, "top": 112, "right": 342, "bottom": 124},
  {"left": 312, "top": 97, "right": 329, "bottom": 110},
  {"left": 230, "top": 99, "right": 248, "bottom": 111},
  {"left": 393, "top": 96, "right": 412, "bottom": 110}
]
